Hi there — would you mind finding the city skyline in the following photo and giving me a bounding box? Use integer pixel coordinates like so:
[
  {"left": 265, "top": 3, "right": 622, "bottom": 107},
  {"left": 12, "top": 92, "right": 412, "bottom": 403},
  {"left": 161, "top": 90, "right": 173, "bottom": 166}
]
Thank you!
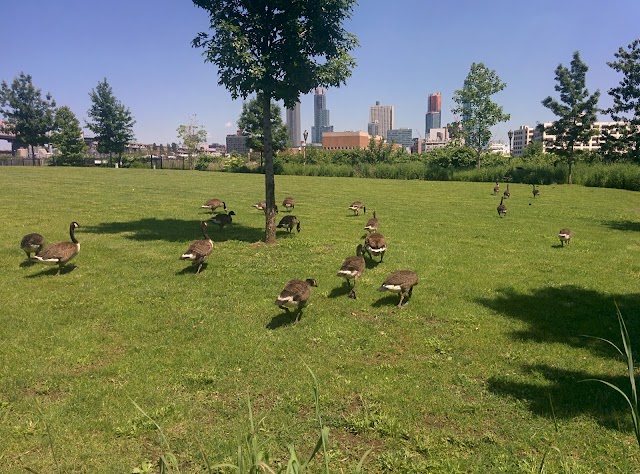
[{"left": 1, "top": 1, "right": 639, "bottom": 150}]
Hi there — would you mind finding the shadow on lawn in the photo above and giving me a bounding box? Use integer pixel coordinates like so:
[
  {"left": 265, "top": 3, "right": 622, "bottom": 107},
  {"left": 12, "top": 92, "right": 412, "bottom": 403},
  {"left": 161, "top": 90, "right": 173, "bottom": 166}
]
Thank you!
[
  {"left": 602, "top": 219, "right": 640, "bottom": 232},
  {"left": 480, "top": 285, "right": 640, "bottom": 432},
  {"left": 488, "top": 364, "right": 633, "bottom": 432},
  {"left": 475, "top": 285, "right": 640, "bottom": 360},
  {"left": 266, "top": 310, "right": 299, "bottom": 330},
  {"left": 328, "top": 283, "right": 351, "bottom": 299},
  {"left": 84, "top": 217, "right": 264, "bottom": 243},
  {"left": 25, "top": 265, "right": 78, "bottom": 278}
]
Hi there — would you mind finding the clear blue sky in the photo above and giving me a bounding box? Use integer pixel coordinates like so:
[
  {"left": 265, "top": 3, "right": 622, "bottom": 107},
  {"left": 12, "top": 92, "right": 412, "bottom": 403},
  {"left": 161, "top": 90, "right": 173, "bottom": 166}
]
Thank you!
[{"left": 2, "top": 0, "right": 639, "bottom": 149}]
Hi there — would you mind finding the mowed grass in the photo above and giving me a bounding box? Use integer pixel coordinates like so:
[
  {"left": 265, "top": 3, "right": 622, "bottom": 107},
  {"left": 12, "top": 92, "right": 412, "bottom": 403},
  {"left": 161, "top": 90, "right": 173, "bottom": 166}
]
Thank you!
[{"left": 1, "top": 167, "right": 640, "bottom": 473}]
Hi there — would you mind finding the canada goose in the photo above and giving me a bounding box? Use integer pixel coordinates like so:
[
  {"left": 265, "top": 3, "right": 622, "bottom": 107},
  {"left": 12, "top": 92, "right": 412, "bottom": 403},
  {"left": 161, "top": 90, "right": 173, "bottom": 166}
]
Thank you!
[
  {"left": 497, "top": 197, "right": 507, "bottom": 217},
  {"left": 493, "top": 181, "right": 500, "bottom": 195},
  {"left": 274, "top": 278, "right": 318, "bottom": 321},
  {"left": 336, "top": 244, "right": 366, "bottom": 299},
  {"left": 364, "top": 211, "right": 379, "bottom": 233},
  {"left": 503, "top": 184, "right": 511, "bottom": 199},
  {"left": 253, "top": 200, "right": 278, "bottom": 213},
  {"left": 532, "top": 185, "right": 540, "bottom": 199},
  {"left": 364, "top": 232, "right": 387, "bottom": 262},
  {"left": 348, "top": 201, "right": 366, "bottom": 216},
  {"left": 180, "top": 221, "right": 213, "bottom": 274},
  {"left": 32, "top": 222, "right": 80, "bottom": 275},
  {"left": 209, "top": 210, "right": 235, "bottom": 229},
  {"left": 20, "top": 233, "right": 45, "bottom": 259},
  {"left": 277, "top": 215, "right": 300, "bottom": 233},
  {"left": 558, "top": 228, "right": 573, "bottom": 246},
  {"left": 378, "top": 270, "right": 419, "bottom": 307},
  {"left": 282, "top": 196, "right": 295, "bottom": 212},
  {"left": 201, "top": 198, "right": 227, "bottom": 213}
]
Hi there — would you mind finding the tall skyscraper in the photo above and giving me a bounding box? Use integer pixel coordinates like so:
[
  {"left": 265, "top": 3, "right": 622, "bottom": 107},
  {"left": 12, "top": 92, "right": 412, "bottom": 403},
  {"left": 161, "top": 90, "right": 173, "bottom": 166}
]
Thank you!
[
  {"left": 311, "top": 88, "right": 333, "bottom": 144},
  {"left": 425, "top": 92, "right": 442, "bottom": 135},
  {"left": 286, "top": 102, "right": 301, "bottom": 148},
  {"left": 368, "top": 101, "right": 394, "bottom": 140}
]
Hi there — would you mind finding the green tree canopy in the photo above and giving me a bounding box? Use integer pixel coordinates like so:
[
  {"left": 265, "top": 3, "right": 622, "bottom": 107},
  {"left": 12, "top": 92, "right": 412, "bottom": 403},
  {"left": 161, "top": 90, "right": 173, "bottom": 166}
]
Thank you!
[
  {"left": 601, "top": 39, "right": 640, "bottom": 163},
  {"left": 521, "top": 140, "right": 544, "bottom": 159},
  {"left": 51, "top": 106, "right": 87, "bottom": 165},
  {"left": 86, "top": 78, "right": 136, "bottom": 166},
  {"left": 192, "top": 0, "right": 358, "bottom": 243},
  {"left": 237, "top": 95, "right": 290, "bottom": 158},
  {"left": 0, "top": 72, "right": 56, "bottom": 162},
  {"left": 452, "top": 63, "right": 510, "bottom": 169},
  {"left": 541, "top": 51, "right": 600, "bottom": 183}
]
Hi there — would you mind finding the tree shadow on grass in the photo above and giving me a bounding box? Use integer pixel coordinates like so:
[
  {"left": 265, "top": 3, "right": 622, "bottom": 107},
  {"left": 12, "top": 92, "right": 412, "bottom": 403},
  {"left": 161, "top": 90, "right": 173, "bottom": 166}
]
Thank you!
[
  {"left": 602, "top": 220, "right": 640, "bottom": 232},
  {"left": 487, "top": 363, "right": 632, "bottom": 432},
  {"left": 475, "top": 285, "right": 640, "bottom": 360},
  {"left": 84, "top": 218, "right": 264, "bottom": 244}
]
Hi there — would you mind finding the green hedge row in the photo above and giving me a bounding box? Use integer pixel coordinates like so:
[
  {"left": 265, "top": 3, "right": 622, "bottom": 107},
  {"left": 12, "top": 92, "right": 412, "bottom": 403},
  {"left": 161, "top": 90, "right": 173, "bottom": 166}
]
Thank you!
[{"left": 273, "top": 161, "right": 640, "bottom": 191}]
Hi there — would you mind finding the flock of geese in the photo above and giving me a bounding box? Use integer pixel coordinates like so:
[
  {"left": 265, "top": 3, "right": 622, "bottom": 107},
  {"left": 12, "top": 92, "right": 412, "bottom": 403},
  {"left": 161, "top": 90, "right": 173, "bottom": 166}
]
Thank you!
[
  {"left": 20, "top": 196, "right": 419, "bottom": 321},
  {"left": 493, "top": 180, "right": 573, "bottom": 246},
  {"left": 266, "top": 198, "right": 419, "bottom": 319},
  {"left": 19, "top": 181, "right": 573, "bottom": 319}
]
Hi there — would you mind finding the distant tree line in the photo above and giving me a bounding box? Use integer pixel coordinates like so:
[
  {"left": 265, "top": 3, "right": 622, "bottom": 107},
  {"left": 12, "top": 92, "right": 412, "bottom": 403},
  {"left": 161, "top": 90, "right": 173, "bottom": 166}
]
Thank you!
[
  {"left": 0, "top": 74, "right": 136, "bottom": 166},
  {"left": 1, "top": 39, "right": 639, "bottom": 179}
]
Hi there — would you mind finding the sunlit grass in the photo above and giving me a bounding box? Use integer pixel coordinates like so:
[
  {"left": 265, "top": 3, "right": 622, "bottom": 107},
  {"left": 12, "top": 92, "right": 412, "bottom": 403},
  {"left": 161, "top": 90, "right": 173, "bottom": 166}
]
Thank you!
[{"left": 0, "top": 167, "right": 639, "bottom": 472}]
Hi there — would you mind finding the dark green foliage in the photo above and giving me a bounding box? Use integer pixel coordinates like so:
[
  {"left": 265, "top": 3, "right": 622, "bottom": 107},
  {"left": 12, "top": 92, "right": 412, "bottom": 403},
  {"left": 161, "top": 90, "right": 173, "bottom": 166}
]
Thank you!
[
  {"left": 577, "top": 163, "right": 640, "bottom": 191},
  {"left": 237, "top": 95, "right": 290, "bottom": 153},
  {"left": 521, "top": 141, "right": 544, "bottom": 159},
  {"left": 452, "top": 63, "right": 510, "bottom": 168},
  {"left": 427, "top": 145, "right": 478, "bottom": 168},
  {"left": 85, "top": 78, "right": 136, "bottom": 166},
  {"left": 541, "top": 51, "right": 600, "bottom": 183},
  {"left": 0, "top": 72, "right": 56, "bottom": 160},
  {"left": 195, "top": 155, "right": 224, "bottom": 171},
  {"left": 601, "top": 39, "right": 640, "bottom": 163},
  {"left": 192, "top": 0, "right": 358, "bottom": 243},
  {"left": 51, "top": 106, "right": 87, "bottom": 166}
]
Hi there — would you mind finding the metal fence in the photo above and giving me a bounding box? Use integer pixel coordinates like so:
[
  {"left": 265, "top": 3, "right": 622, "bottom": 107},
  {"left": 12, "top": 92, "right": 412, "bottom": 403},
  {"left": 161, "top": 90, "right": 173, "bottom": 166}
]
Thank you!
[
  {"left": 0, "top": 157, "right": 192, "bottom": 169},
  {"left": 0, "top": 158, "right": 47, "bottom": 166}
]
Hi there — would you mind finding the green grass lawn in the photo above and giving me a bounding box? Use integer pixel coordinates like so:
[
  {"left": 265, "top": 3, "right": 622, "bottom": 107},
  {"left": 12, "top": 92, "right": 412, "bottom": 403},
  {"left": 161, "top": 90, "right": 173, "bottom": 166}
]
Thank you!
[{"left": 1, "top": 167, "right": 640, "bottom": 473}]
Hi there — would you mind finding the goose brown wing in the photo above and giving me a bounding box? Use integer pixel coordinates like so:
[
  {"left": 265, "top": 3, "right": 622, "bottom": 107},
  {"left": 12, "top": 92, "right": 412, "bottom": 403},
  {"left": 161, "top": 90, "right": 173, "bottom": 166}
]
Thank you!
[
  {"left": 281, "top": 280, "right": 311, "bottom": 303},
  {"left": 383, "top": 270, "right": 418, "bottom": 288},
  {"left": 366, "top": 233, "right": 387, "bottom": 249},
  {"left": 36, "top": 242, "right": 78, "bottom": 262},
  {"left": 188, "top": 239, "right": 213, "bottom": 257},
  {"left": 340, "top": 256, "right": 365, "bottom": 274}
]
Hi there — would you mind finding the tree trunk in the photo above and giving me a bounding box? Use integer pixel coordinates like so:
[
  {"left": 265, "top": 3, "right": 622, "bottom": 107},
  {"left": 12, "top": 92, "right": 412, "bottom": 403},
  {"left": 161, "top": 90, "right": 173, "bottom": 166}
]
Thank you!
[
  {"left": 476, "top": 149, "right": 481, "bottom": 169},
  {"left": 568, "top": 155, "right": 573, "bottom": 185},
  {"left": 262, "top": 93, "right": 277, "bottom": 244}
]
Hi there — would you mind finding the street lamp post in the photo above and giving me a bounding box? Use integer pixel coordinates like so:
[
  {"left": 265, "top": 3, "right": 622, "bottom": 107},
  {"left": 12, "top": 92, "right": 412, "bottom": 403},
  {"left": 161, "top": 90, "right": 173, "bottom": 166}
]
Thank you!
[
  {"left": 303, "top": 129, "right": 308, "bottom": 165},
  {"left": 507, "top": 129, "right": 513, "bottom": 166}
]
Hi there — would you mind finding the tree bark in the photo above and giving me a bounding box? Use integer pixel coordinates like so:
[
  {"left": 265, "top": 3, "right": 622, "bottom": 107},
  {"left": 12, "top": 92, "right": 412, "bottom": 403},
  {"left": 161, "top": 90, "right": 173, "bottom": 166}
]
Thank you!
[
  {"left": 568, "top": 155, "right": 573, "bottom": 185},
  {"left": 262, "top": 94, "right": 277, "bottom": 244}
]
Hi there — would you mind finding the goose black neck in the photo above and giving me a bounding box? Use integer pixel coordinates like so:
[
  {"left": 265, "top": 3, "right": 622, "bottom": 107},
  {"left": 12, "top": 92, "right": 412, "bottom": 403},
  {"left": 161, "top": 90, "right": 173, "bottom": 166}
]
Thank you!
[
  {"left": 201, "top": 222, "right": 211, "bottom": 240},
  {"left": 69, "top": 224, "right": 78, "bottom": 243}
]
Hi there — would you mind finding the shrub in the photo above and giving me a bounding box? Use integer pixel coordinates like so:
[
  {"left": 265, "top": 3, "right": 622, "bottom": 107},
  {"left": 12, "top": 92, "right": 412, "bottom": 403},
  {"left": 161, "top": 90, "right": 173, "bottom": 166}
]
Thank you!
[
  {"left": 577, "top": 163, "right": 640, "bottom": 191},
  {"left": 195, "top": 155, "right": 224, "bottom": 171}
]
